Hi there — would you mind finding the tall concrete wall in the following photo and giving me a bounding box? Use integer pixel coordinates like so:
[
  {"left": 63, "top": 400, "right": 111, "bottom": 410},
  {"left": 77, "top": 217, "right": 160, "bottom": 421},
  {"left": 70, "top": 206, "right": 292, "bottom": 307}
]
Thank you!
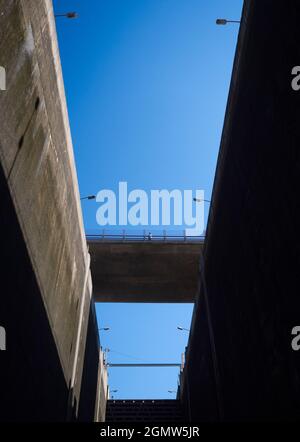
[
  {"left": 77, "top": 302, "right": 101, "bottom": 422},
  {"left": 181, "top": 0, "right": 300, "bottom": 421},
  {"left": 0, "top": 0, "right": 101, "bottom": 421},
  {"left": 106, "top": 400, "right": 184, "bottom": 422},
  {"left": 0, "top": 158, "right": 69, "bottom": 420}
]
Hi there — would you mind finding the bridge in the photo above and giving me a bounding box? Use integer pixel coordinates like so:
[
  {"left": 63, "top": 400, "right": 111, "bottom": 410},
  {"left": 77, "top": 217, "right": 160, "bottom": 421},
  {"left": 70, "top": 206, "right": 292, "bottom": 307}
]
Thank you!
[
  {"left": 87, "top": 230, "right": 204, "bottom": 303},
  {"left": 3, "top": 0, "right": 299, "bottom": 424}
]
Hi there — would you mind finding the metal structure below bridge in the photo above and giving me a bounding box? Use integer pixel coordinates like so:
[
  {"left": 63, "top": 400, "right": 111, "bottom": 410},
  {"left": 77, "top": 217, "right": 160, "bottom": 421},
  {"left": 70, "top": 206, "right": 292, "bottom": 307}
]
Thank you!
[{"left": 107, "top": 363, "right": 182, "bottom": 367}]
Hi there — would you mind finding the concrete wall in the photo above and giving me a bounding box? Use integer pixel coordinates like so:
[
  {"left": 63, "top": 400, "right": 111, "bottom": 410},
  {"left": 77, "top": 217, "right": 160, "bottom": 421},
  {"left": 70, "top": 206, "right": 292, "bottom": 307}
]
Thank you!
[
  {"left": 94, "top": 349, "right": 109, "bottom": 422},
  {"left": 179, "top": 294, "right": 219, "bottom": 422},
  {"left": 77, "top": 301, "right": 101, "bottom": 422},
  {"left": 0, "top": 0, "right": 101, "bottom": 421},
  {"left": 181, "top": 0, "right": 300, "bottom": 421},
  {"left": 106, "top": 400, "right": 183, "bottom": 422},
  {"left": 0, "top": 158, "right": 69, "bottom": 421}
]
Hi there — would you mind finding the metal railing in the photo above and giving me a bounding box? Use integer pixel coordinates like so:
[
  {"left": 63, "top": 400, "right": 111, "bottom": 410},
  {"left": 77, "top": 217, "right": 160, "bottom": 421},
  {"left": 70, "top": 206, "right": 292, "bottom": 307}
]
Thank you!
[
  {"left": 107, "top": 363, "right": 182, "bottom": 367},
  {"left": 86, "top": 229, "right": 205, "bottom": 243}
]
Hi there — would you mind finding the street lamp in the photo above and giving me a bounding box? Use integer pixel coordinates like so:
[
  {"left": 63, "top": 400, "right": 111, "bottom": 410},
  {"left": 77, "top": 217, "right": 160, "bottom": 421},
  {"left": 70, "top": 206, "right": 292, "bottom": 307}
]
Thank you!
[
  {"left": 177, "top": 326, "right": 190, "bottom": 332},
  {"left": 55, "top": 12, "right": 79, "bottom": 19},
  {"left": 193, "top": 197, "right": 211, "bottom": 203},
  {"left": 216, "top": 18, "right": 240, "bottom": 25},
  {"left": 80, "top": 195, "right": 96, "bottom": 201},
  {"left": 99, "top": 327, "right": 110, "bottom": 331},
  {"left": 110, "top": 389, "right": 118, "bottom": 399},
  {"left": 168, "top": 390, "right": 177, "bottom": 394}
]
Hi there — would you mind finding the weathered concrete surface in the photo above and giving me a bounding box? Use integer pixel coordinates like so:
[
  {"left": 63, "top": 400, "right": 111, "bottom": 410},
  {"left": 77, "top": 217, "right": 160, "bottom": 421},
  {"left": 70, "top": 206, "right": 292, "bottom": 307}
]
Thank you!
[
  {"left": 77, "top": 301, "right": 102, "bottom": 422},
  {"left": 94, "top": 349, "right": 109, "bottom": 422},
  {"left": 181, "top": 0, "right": 300, "bottom": 421},
  {"left": 89, "top": 240, "right": 203, "bottom": 302},
  {"left": 0, "top": 0, "right": 100, "bottom": 421}
]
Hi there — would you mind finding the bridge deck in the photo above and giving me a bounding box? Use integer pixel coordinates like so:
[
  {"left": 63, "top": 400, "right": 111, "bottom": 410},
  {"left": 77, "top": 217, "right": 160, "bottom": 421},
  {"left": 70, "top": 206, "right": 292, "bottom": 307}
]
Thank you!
[{"left": 88, "top": 237, "right": 203, "bottom": 303}]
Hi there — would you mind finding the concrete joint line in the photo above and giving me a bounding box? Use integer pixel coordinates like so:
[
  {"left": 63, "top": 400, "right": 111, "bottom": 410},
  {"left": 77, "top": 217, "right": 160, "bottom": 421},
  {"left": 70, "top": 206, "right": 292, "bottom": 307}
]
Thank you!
[
  {"left": 198, "top": 251, "right": 224, "bottom": 421},
  {"left": 68, "top": 250, "right": 91, "bottom": 417}
]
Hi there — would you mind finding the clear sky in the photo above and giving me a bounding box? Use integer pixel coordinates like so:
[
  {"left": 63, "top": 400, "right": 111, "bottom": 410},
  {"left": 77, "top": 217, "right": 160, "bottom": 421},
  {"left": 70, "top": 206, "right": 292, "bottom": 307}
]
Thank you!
[{"left": 53, "top": 0, "right": 242, "bottom": 399}]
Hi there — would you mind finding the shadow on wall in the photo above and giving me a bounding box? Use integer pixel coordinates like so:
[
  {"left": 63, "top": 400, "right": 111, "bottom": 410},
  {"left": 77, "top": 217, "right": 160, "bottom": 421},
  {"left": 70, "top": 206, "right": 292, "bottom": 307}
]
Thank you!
[
  {"left": 181, "top": 0, "right": 300, "bottom": 421},
  {"left": 0, "top": 160, "right": 69, "bottom": 421},
  {"left": 78, "top": 302, "right": 101, "bottom": 422},
  {"left": 0, "top": 159, "right": 103, "bottom": 421}
]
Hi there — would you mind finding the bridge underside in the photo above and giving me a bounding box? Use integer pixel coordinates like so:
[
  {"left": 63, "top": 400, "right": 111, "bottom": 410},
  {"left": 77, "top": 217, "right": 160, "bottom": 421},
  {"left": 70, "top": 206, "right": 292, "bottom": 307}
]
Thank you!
[{"left": 88, "top": 241, "right": 203, "bottom": 303}]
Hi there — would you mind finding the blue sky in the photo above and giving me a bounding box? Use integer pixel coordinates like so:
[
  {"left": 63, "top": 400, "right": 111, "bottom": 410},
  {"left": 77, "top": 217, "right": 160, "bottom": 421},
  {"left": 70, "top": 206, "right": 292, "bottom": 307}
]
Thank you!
[{"left": 54, "top": 0, "right": 242, "bottom": 399}]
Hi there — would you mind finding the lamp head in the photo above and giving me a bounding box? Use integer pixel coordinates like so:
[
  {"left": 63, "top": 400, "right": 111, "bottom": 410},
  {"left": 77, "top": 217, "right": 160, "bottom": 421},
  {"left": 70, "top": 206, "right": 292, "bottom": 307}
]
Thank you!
[{"left": 216, "top": 19, "right": 227, "bottom": 25}]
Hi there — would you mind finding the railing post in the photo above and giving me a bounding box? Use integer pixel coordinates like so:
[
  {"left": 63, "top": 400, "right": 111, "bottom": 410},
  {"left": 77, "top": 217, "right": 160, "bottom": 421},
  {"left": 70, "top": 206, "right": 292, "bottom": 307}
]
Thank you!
[
  {"left": 163, "top": 230, "right": 166, "bottom": 242},
  {"left": 122, "top": 229, "right": 125, "bottom": 242}
]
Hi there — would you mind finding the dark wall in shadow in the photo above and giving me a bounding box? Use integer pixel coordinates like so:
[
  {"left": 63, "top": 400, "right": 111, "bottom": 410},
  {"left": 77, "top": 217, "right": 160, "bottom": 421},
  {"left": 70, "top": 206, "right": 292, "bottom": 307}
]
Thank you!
[
  {"left": 77, "top": 302, "right": 100, "bottom": 422},
  {"left": 0, "top": 160, "right": 69, "bottom": 421},
  {"left": 183, "top": 0, "right": 300, "bottom": 421}
]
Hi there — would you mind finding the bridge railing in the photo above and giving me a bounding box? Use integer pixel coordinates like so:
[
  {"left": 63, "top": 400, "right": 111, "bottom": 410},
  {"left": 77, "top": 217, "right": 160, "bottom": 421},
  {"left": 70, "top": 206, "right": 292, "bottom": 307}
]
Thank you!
[{"left": 86, "top": 229, "right": 205, "bottom": 243}]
